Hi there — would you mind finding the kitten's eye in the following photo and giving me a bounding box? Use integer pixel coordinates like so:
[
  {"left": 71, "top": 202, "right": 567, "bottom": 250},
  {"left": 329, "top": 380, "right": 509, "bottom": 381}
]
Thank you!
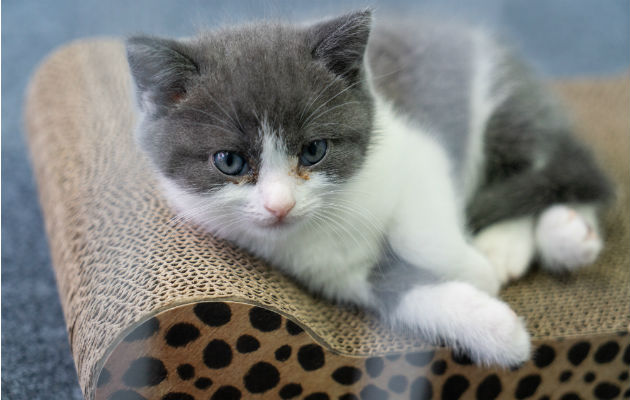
[
  {"left": 212, "top": 151, "right": 249, "bottom": 176},
  {"left": 300, "top": 139, "right": 328, "bottom": 166}
]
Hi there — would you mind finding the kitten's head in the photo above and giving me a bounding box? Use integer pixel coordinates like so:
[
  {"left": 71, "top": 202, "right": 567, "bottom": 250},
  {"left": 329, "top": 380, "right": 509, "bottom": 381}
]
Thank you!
[{"left": 126, "top": 10, "right": 375, "bottom": 240}]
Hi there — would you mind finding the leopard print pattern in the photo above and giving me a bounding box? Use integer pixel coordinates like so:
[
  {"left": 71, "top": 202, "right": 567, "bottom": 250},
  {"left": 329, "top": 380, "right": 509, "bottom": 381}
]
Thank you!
[{"left": 95, "top": 301, "right": 630, "bottom": 400}]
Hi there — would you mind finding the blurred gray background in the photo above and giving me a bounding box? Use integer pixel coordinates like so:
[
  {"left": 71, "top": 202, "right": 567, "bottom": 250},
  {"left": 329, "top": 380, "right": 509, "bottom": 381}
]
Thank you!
[{"left": 2, "top": 0, "right": 628, "bottom": 398}]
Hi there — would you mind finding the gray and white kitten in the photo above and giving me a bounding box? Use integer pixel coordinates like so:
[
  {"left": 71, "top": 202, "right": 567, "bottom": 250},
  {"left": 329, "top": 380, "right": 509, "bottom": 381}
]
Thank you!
[{"left": 126, "top": 10, "right": 611, "bottom": 366}]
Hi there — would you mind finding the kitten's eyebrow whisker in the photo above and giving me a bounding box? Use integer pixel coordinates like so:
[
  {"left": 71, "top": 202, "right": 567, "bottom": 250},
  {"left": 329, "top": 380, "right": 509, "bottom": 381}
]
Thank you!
[
  {"left": 303, "top": 101, "right": 362, "bottom": 128},
  {"left": 301, "top": 79, "right": 363, "bottom": 128},
  {"left": 178, "top": 106, "right": 231, "bottom": 126},
  {"left": 298, "top": 75, "right": 343, "bottom": 126}
]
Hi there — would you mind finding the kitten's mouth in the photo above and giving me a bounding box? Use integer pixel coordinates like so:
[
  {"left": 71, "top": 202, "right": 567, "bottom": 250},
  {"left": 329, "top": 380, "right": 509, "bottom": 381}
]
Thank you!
[{"left": 257, "top": 216, "right": 298, "bottom": 229}]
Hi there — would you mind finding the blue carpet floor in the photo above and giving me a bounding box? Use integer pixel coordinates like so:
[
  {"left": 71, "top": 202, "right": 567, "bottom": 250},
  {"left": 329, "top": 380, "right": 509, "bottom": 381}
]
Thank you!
[{"left": 2, "top": 1, "right": 628, "bottom": 398}]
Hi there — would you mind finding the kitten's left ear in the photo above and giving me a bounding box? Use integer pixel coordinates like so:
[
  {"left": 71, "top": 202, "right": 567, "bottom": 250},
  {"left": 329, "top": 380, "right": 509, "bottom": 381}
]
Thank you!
[
  {"left": 126, "top": 36, "right": 200, "bottom": 116},
  {"left": 308, "top": 9, "right": 372, "bottom": 84}
]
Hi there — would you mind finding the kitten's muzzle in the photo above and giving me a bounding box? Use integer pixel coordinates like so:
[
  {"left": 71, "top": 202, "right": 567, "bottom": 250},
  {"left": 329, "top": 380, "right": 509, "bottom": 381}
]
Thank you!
[{"left": 264, "top": 200, "right": 295, "bottom": 220}]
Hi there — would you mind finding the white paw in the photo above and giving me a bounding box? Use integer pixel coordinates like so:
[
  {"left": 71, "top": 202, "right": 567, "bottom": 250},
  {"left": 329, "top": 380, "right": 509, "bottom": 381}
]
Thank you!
[
  {"left": 393, "top": 282, "right": 531, "bottom": 367},
  {"left": 473, "top": 217, "right": 535, "bottom": 284},
  {"left": 536, "top": 205, "right": 602, "bottom": 272},
  {"left": 462, "top": 297, "right": 531, "bottom": 367}
]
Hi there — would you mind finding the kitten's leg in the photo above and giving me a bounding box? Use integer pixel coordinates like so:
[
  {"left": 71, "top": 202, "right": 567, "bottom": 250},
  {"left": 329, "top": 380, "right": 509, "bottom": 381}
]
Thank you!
[
  {"left": 535, "top": 204, "right": 603, "bottom": 272},
  {"left": 472, "top": 216, "right": 536, "bottom": 284},
  {"left": 384, "top": 281, "right": 530, "bottom": 366}
]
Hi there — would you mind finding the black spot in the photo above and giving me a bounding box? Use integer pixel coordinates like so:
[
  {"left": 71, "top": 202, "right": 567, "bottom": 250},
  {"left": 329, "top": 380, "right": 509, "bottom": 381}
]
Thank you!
[
  {"left": 97, "top": 368, "right": 111, "bottom": 387},
  {"left": 560, "top": 394, "right": 581, "bottom": 400},
  {"left": 515, "top": 375, "right": 541, "bottom": 399},
  {"left": 122, "top": 357, "right": 167, "bottom": 387},
  {"left": 332, "top": 366, "right": 362, "bottom": 385},
  {"left": 249, "top": 307, "right": 281, "bottom": 332},
  {"left": 442, "top": 375, "right": 470, "bottom": 400},
  {"left": 194, "top": 302, "right": 231, "bottom": 327},
  {"left": 165, "top": 323, "right": 200, "bottom": 347},
  {"left": 275, "top": 345, "right": 292, "bottom": 361},
  {"left": 304, "top": 394, "right": 330, "bottom": 400},
  {"left": 279, "top": 383, "right": 302, "bottom": 399},
  {"left": 176, "top": 364, "right": 194, "bottom": 380},
  {"left": 360, "top": 384, "right": 388, "bottom": 400},
  {"left": 211, "top": 385, "right": 242, "bottom": 400},
  {"left": 387, "top": 375, "right": 408, "bottom": 393},
  {"left": 452, "top": 351, "right": 473, "bottom": 365},
  {"left": 594, "top": 383, "right": 620, "bottom": 399},
  {"left": 236, "top": 335, "right": 260, "bottom": 353},
  {"left": 243, "top": 362, "right": 280, "bottom": 393},
  {"left": 594, "top": 341, "right": 620, "bottom": 363},
  {"left": 534, "top": 345, "right": 555, "bottom": 368},
  {"left": 203, "top": 339, "right": 232, "bottom": 369},
  {"left": 162, "top": 393, "right": 194, "bottom": 400},
  {"left": 410, "top": 377, "right": 433, "bottom": 400},
  {"left": 385, "top": 354, "right": 401, "bottom": 361},
  {"left": 624, "top": 388, "right": 630, "bottom": 398},
  {"left": 568, "top": 342, "right": 591, "bottom": 366},
  {"left": 624, "top": 344, "right": 630, "bottom": 365},
  {"left": 619, "top": 371, "right": 629, "bottom": 381},
  {"left": 560, "top": 371, "right": 572, "bottom": 382},
  {"left": 365, "top": 357, "right": 384, "bottom": 377},
  {"left": 584, "top": 372, "right": 596, "bottom": 383},
  {"left": 124, "top": 318, "right": 160, "bottom": 342},
  {"left": 108, "top": 390, "right": 147, "bottom": 400},
  {"left": 405, "top": 351, "right": 434, "bottom": 367},
  {"left": 298, "top": 344, "right": 325, "bottom": 371},
  {"left": 286, "top": 320, "right": 304, "bottom": 335},
  {"left": 431, "top": 360, "right": 447, "bottom": 375},
  {"left": 195, "top": 377, "right": 213, "bottom": 389},
  {"left": 339, "top": 394, "right": 359, "bottom": 400},
  {"left": 476, "top": 374, "right": 501, "bottom": 400},
  {"left": 540, "top": 396, "right": 551, "bottom": 400}
]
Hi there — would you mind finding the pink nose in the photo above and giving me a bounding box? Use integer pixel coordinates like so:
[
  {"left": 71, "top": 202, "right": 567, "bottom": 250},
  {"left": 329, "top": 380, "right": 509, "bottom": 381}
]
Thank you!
[{"left": 264, "top": 200, "right": 295, "bottom": 219}]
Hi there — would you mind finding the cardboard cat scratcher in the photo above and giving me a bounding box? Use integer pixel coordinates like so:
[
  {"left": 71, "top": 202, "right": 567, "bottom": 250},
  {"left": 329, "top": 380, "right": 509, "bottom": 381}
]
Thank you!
[{"left": 25, "top": 39, "right": 629, "bottom": 400}]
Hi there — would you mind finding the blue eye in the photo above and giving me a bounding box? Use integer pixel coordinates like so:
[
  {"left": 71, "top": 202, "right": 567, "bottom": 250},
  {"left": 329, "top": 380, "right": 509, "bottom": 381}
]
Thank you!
[
  {"left": 213, "top": 151, "right": 249, "bottom": 176},
  {"left": 300, "top": 139, "right": 327, "bottom": 166}
]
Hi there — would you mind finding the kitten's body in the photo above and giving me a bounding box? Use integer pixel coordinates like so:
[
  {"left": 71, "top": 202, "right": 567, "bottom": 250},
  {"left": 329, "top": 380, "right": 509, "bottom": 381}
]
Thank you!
[{"left": 127, "top": 10, "right": 611, "bottom": 366}]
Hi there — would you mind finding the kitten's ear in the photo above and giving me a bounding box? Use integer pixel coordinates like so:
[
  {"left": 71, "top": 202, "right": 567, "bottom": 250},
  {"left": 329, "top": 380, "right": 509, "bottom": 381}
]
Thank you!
[
  {"left": 126, "top": 36, "right": 199, "bottom": 116},
  {"left": 308, "top": 9, "right": 372, "bottom": 84}
]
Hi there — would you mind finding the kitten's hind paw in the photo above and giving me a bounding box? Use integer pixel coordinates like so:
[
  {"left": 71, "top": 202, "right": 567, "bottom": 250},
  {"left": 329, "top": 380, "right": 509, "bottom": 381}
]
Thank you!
[{"left": 536, "top": 204, "right": 602, "bottom": 272}]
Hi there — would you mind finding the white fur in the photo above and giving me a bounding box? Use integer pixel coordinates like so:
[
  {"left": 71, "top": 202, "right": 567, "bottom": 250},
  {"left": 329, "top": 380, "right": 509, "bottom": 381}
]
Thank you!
[
  {"left": 392, "top": 282, "right": 531, "bottom": 366},
  {"left": 473, "top": 216, "right": 536, "bottom": 284},
  {"left": 536, "top": 204, "right": 602, "bottom": 271},
  {"left": 258, "top": 135, "right": 296, "bottom": 217}
]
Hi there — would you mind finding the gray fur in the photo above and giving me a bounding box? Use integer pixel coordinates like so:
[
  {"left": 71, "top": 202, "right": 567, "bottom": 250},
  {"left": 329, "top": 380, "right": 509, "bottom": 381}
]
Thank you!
[
  {"left": 466, "top": 49, "right": 612, "bottom": 231},
  {"left": 369, "top": 242, "right": 442, "bottom": 312},
  {"left": 364, "top": 19, "right": 611, "bottom": 232},
  {"left": 368, "top": 21, "right": 474, "bottom": 171},
  {"left": 126, "top": 11, "right": 375, "bottom": 192}
]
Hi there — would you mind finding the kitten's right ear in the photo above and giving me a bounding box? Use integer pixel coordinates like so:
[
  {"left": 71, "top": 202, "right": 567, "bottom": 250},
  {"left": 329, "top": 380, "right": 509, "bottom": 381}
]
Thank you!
[{"left": 126, "top": 36, "right": 199, "bottom": 116}]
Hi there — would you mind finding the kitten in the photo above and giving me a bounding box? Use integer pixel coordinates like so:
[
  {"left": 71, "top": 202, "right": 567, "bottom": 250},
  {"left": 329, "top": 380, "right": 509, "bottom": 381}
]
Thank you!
[{"left": 126, "top": 10, "right": 611, "bottom": 366}]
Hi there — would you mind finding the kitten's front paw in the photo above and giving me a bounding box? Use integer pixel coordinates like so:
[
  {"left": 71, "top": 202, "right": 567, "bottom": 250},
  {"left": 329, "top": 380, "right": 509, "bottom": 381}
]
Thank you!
[
  {"left": 463, "top": 298, "right": 531, "bottom": 367},
  {"left": 536, "top": 205, "right": 602, "bottom": 272},
  {"left": 393, "top": 282, "right": 530, "bottom": 367}
]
